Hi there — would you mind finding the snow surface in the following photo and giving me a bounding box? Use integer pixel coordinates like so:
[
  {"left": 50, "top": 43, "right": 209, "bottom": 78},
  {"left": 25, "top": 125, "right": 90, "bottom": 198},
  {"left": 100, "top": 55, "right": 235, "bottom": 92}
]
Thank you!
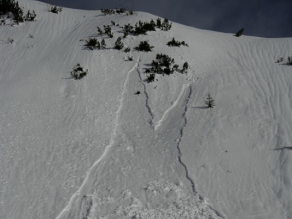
[{"left": 1, "top": 0, "right": 292, "bottom": 218}]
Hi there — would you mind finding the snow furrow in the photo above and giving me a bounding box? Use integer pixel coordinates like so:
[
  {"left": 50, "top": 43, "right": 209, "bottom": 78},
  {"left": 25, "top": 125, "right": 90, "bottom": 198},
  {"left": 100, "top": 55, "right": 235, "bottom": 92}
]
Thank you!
[
  {"left": 55, "top": 56, "right": 140, "bottom": 219},
  {"left": 136, "top": 58, "right": 155, "bottom": 128},
  {"left": 155, "top": 83, "right": 224, "bottom": 218},
  {"left": 174, "top": 85, "right": 196, "bottom": 194}
]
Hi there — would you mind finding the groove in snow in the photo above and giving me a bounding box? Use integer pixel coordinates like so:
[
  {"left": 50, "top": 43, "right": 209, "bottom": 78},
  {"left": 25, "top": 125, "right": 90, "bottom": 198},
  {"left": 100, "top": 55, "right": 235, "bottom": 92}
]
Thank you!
[{"left": 55, "top": 56, "right": 140, "bottom": 219}]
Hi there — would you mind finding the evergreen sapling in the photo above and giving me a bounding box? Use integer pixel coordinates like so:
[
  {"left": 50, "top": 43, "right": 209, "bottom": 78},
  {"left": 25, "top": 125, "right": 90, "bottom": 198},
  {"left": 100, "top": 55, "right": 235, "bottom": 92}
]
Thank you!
[{"left": 205, "top": 93, "right": 215, "bottom": 108}]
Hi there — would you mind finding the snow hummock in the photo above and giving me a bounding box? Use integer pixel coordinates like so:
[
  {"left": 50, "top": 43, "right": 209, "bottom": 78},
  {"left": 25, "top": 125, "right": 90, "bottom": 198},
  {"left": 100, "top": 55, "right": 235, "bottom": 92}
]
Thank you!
[{"left": 1, "top": 0, "right": 292, "bottom": 218}]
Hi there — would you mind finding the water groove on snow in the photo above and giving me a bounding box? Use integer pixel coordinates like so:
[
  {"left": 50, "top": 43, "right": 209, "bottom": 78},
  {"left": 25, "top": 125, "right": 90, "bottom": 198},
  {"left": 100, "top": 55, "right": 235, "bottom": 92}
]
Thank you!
[{"left": 55, "top": 56, "right": 140, "bottom": 219}]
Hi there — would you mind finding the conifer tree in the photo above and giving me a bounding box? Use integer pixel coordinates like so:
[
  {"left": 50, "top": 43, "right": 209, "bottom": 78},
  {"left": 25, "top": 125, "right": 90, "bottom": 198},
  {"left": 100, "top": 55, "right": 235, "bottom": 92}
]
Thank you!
[
  {"left": 114, "top": 37, "right": 124, "bottom": 50},
  {"left": 235, "top": 28, "right": 244, "bottom": 37},
  {"left": 156, "top": 18, "right": 161, "bottom": 28},
  {"left": 205, "top": 93, "right": 215, "bottom": 108},
  {"left": 104, "top": 25, "right": 113, "bottom": 38},
  {"left": 182, "top": 62, "right": 188, "bottom": 73},
  {"left": 161, "top": 18, "right": 172, "bottom": 31},
  {"left": 146, "top": 74, "right": 155, "bottom": 83}
]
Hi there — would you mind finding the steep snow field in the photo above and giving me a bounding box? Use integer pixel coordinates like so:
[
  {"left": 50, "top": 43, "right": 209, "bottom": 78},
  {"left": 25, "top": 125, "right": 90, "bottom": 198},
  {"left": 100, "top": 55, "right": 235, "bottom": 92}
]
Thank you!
[{"left": 1, "top": 0, "right": 292, "bottom": 218}]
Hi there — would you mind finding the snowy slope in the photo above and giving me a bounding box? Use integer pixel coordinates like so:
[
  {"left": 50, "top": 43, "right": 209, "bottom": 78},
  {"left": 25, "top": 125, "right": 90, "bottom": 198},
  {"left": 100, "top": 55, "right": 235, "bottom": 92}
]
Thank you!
[{"left": 1, "top": 0, "right": 292, "bottom": 218}]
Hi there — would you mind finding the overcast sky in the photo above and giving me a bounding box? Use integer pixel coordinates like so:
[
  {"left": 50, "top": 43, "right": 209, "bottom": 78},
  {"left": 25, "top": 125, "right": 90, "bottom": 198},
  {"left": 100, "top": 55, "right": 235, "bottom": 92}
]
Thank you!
[{"left": 38, "top": 0, "right": 292, "bottom": 38}]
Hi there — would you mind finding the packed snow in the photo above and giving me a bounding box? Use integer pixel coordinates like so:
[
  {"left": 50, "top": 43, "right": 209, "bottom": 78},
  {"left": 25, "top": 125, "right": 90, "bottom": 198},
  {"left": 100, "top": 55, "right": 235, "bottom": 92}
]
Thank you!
[{"left": 1, "top": 0, "right": 292, "bottom": 218}]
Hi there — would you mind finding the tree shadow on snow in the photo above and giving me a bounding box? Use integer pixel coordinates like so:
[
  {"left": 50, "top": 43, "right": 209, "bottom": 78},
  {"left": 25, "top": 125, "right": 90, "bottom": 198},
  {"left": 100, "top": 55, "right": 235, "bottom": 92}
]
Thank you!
[
  {"left": 272, "top": 146, "right": 292, "bottom": 151},
  {"left": 190, "top": 106, "right": 209, "bottom": 109}
]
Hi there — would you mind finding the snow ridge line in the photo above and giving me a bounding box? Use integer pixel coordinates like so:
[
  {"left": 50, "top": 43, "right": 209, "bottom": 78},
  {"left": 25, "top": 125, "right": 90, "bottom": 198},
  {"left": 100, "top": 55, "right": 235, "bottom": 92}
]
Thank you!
[
  {"left": 136, "top": 58, "right": 155, "bottom": 128},
  {"left": 175, "top": 85, "right": 196, "bottom": 194},
  {"left": 55, "top": 56, "right": 140, "bottom": 219}
]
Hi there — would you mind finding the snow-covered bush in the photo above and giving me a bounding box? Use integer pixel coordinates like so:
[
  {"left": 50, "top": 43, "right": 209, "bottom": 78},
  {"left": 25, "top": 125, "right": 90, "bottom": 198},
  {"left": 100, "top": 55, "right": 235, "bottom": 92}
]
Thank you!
[
  {"left": 23, "top": 10, "right": 36, "bottom": 21},
  {"left": 0, "top": 0, "right": 23, "bottom": 23},
  {"left": 0, "top": 0, "right": 37, "bottom": 23},
  {"left": 126, "top": 10, "right": 133, "bottom": 15},
  {"left": 275, "top": 57, "right": 284, "bottom": 63},
  {"left": 124, "top": 47, "right": 130, "bottom": 52},
  {"left": 0, "top": 0, "right": 36, "bottom": 23},
  {"left": 104, "top": 25, "right": 113, "bottom": 38},
  {"left": 70, "top": 63, "right": 88, "bottom": 80},
  {"left": 146, "top": 74, "right": 155, "bottom": 83},
  {"left": 101, "top": 8, "right": 126, "bottom": 15},
  {"left": 132, "top": 20, "right": 156, "bottom": 35},
  {"left": 167, "top": 38, "right": 189, "bottom": 47},
  {"left": 135, "top": 41, "right": 154, "bottom": 52},
  {"left": 145, "top": 54, "right": 179, "bottom": 75},
  {"left": 49, "top": 5, "right": 62, "bottom": 14},
  {"left": 160, "top": 18, "right": 172, "bottom": 31},
  {"left": 275, "top": 57, "right": 292, "bottom": 65},
  {"left": 84, "top": 38, "right": 100, "bottom": 50},
  {"left": 101, "top": 9, "right": 115, "bottom": 15},
  {"left": 115, "top": 8, "right": 126, "bottom": 14}
]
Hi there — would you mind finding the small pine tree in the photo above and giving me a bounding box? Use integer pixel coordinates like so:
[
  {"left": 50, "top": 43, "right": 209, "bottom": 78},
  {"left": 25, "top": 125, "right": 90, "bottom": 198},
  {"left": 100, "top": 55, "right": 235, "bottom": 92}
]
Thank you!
[
  {"left": 235, "top": 28, "right": 244, "bottom": 37},
  {"left": 161, "top": 18, "right": 172, "bottom": 31},
  {"left": 146, "top": 73, "right": 155, "bottom": 83},
  {"left": 205, "top": 93, "right": 215, "bottom": 108},
  {"left": 182, "top": 62, "right": 188, "bottom": 73},
  {"left": 156, "top": 18, "right": 161, "bottom": 28},
  {"left": 104, "top": 25, "right": 113, "bottom": 38},
  {"left": 124, "top": 47, "right": 130, "bottom": 52},
  {"left": 114, "top": 37, "right": 124, "bottom": 50}
]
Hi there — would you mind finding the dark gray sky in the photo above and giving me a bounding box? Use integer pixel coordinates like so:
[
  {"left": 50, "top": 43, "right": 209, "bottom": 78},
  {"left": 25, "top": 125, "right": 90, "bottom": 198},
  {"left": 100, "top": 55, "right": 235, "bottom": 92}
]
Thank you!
[{"left": 39, "top": 0, "right": 292, "bottom": 38}]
